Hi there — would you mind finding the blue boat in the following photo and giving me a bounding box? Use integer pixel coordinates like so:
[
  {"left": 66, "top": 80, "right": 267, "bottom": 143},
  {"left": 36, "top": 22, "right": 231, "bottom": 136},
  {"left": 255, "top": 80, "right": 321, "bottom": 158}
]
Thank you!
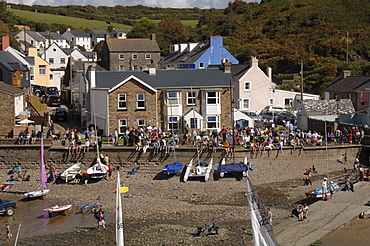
[
  {"left": 305, "top": 183, "right": 340, "bottom": 198},
  {"left": 162, "top": 161, "right": 183, "bottom": 175},
  {"left": 219, "top": 157, "right": 248, "bottom": 178}
]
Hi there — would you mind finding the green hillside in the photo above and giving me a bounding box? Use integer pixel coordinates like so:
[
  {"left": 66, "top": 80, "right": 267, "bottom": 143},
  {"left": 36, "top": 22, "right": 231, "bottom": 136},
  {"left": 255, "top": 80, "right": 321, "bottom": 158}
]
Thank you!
[{"left": 10, "top": 8, "right": 131, "bottom": 30}]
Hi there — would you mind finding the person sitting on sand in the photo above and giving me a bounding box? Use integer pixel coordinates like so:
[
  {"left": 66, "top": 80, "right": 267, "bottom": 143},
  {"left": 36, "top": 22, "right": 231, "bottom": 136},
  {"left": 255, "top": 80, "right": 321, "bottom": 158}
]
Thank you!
[{"left": 288, "top": 206, "right": 299, "bottom": 218}]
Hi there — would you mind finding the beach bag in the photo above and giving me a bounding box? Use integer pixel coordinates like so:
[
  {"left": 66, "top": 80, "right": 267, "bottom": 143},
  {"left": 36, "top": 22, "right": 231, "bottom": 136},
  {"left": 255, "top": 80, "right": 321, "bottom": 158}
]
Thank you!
[{"left": 103, "top": 214, "right": 107, "bottom": 220}]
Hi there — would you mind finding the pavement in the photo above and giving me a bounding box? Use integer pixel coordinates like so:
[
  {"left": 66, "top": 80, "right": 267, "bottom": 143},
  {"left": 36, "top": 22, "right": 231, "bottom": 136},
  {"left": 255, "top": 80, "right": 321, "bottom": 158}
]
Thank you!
[{"left": 274, "top": 181, "right": 370, "bottom": 246}]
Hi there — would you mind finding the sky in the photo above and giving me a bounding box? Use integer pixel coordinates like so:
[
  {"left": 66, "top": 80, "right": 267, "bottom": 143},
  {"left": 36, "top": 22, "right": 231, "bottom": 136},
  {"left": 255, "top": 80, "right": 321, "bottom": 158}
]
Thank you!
[{"left": 5, "top": 0, "right": 259, "bottom": 9}]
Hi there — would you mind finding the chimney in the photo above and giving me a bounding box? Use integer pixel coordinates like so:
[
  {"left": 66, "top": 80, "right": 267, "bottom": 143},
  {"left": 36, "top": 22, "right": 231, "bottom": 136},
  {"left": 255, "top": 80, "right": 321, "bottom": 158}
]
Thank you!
[
  {"left": 210, "top": 35, "right": 223, "bottom": 49},
  {"left": 56, "top": 31, "right": 60, "bottom": 34},
  {"left": 267, "top": 67, "right": 272, "bottom": 82},
  {"left": 150, "top": 33, "right": 156, "bottom": 41},
  {"left": 1, "top": 35, "right": 10, "bottom": 51},
  {"left": 88, "top": 65, "right": 96, "bottom": 88},
  {"left": 67, "top": 27, "right": 71, "bottom": 32},
  {"left": 149, "top": 63, "right": 156, "bottom": 75},
  {"left": 250, "top": 56, "right": 258, "bottom": 67},
  {"left": 223, "top": 61, "right": 232, "bottom": 73},
  {"left": 343, "top": 70, "right": 351, "bottom": 78}
]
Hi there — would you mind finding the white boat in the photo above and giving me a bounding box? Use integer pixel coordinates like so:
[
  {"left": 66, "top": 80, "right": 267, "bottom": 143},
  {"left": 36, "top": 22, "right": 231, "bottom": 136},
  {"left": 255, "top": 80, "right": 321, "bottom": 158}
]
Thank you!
[
  {"left": 86, "top": 158, "right": 109, "bottom": 179},
  {"left": 183, "top": 158, "right": 213, "bottom": 182},
  {"left": 60, "top": 163, "right": 82, "bottom": 182},
  {"left": 43, "top": 204, "right": 72, "bottom": 217},
  {"left": 24, "top": 134, "right": 50, "bottom": 199}
]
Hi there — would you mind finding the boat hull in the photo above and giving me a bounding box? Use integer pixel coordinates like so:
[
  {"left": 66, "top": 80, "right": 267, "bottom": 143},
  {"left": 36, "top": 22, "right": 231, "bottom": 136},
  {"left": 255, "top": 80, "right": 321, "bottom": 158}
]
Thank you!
[
  {"left": 43, "top": 204, "right": 72, "bottom": 215},
  {"left": 24, "top": 189, "right": 50, "bottom": 198}
]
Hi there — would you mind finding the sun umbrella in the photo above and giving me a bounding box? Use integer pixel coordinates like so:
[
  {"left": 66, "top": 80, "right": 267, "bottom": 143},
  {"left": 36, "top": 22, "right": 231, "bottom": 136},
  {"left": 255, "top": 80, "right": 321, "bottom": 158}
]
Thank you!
[{"left": 19, "top": 119, "right": 35, "bottom": 124}]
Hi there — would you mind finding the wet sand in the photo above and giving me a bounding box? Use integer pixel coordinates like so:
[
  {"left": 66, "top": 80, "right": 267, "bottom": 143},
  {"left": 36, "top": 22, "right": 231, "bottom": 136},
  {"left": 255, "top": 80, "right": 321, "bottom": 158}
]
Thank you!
[{"left": 317, "top": 215, "right": 370, "bottom": 246}]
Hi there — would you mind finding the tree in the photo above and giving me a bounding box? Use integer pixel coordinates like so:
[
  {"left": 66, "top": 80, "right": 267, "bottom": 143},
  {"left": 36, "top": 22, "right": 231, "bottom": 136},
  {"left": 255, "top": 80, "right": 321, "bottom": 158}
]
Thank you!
[{"left": 127, "top": 17, "right": 156, "bottom": 38}]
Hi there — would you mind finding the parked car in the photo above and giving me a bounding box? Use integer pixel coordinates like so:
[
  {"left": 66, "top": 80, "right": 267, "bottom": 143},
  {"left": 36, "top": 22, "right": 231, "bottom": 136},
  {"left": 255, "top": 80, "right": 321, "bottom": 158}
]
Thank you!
[
  {"left": 32, "top": 85, "right": 47, "bottom": 97},
  {"left": 260, "top": 106, "right": 286, "bottom": 120},
  {"left": 0, "top": 199, "right": 16, "bottom": 216},
  {"left": 47, "top": 87, "right": 59, "bottom": 95},
  {"left": 276, "top": 111, "right": 297, "bottom": 125},
  {"left": 53, "top": 108, "right": 68, "bottom": 121},
  {"left": 47, "top": 95, "right": 61, "bottom": 107}
]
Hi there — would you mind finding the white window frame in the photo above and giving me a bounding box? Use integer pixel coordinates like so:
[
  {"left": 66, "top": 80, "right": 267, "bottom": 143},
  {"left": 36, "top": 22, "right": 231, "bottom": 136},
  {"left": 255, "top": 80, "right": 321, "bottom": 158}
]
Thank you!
[
  {"left": 137, "top": 93, "right": 145, "bottom": 109},
  {"left": 145, "top": 54, "right": 151, "bottom": 60},
  {"left": 284, "top": 97, "right": 294, "bottom": 108},
  {"left": 49, "top": 58, "right": 54, "bottom": 64},
  {"left": 168, "top": 116, "right": 179, "bottom": 130},
  {"left": 133, "top": 65, "right": 138, "bottom": 70},
  {"left": 206, "top": 115, "right": 219, "bottom": 129},
  {"left": 138, "top": 118, "right": 146, "bottom": 127},
  {"left": 132, "top": 54, "right": 138, "bottom": 60},
  {"left": 167, "top": 92, "right": 180, "bottom": 105},
  {"left": 190, "top": 118, "right": 197, "bottom": 129},
  {"left": 119, "top": 65, "right": 125, "bottom": 71},
  {"left": 206, "top": 91, "right": 219, "bottom": 105},
  {"left": 118, "top": 93, "right": 127, "bottom": 109},
  {"left": 242, "top": 98, "right": 250, "bottom": 110},
  {"left": 119, "top": 118, "right": 127, "bottom": 134},
  {"left": 119, "top": 54, "right": 125, "bottom": 60},
  {"left": 39, "top": 65, "right": 46, "bottom": 75},
  {"left": 60, "top": 58, "right": 65, "bottom": 64},
  {"left": 244, "top": 81, "right": 251, "bottom": 91},
  {"left": 187, "top": 91, "right": 196, "bottom": 105}
]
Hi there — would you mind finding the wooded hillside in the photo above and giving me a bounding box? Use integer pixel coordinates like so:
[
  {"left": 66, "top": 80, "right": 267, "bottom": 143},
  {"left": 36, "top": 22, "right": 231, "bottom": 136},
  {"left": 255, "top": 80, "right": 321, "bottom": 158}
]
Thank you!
[{"left": 1, "top": 0, "right": 370, "bottom": 96}]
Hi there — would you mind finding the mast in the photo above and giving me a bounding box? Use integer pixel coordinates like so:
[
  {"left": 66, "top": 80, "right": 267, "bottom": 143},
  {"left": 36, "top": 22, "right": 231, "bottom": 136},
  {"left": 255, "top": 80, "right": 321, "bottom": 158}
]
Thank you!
[
  {"left": 300, "top": 60, "right": 303, "bottom": 105},
  {"left": 116, "top": 173, "right": 124, "bottom": 246}
]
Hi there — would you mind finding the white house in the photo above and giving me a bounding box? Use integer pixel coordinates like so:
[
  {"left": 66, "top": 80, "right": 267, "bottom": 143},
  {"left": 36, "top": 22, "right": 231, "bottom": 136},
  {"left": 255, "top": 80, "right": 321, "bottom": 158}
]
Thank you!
[
  {"left": 62, "top": 28, "right": 91, "bottom": 51},
  {"left": 88, "top": 30, "right": 107, "bottom": 48},
  {"left": 38, "top": 31, "right": 70, "bottom": 49},
  {"left": 11, "top": 30, "right": 46, "bottom": 54},
  {"left": 233, "top": 56, "right": 320, "bottom": 113}
]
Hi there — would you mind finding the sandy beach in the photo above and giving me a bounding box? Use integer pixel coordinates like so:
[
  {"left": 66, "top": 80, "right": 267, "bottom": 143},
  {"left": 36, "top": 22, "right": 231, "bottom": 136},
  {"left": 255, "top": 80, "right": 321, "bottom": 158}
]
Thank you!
[{"left": 0, "top": 162, "right": 353, "bottom": 245}]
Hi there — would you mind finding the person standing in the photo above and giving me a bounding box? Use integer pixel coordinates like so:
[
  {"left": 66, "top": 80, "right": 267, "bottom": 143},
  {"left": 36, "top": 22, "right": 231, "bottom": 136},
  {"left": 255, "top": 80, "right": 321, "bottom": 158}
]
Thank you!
[
  {"left": 114, "top": 128, "right": 119, "bottom": 146},
  {"left": 96, "top": 209, "right": 106, "bottom": 230},
  {"left": 266, "top": 208, "right": 272, "bottom": 225},
  {"left": 6, "top": 224, "right": 11, "bottom": 241},
  {"left": 329, "top": 181, "right": 335, "bottom": 199},
  {"left": 322, "top": 178, "right": 328, "bottom": 200}
]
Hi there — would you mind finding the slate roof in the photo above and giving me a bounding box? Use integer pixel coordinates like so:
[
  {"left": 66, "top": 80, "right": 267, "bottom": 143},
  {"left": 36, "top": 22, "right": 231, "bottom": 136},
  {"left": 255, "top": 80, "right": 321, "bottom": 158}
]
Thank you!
[
  {"left": 0, "top": 51, "right": 29, "bottom": 71},
  {"left": 302, "top": 99, "right": 355, "bottom": 115},
  {"left": 162, "top": 41, "right": 208, "bottom": 64},
  {"left": 106, "top": 38, "right": 160, "bottom": 52},
  {"left": 25, "top": 31, "right": 45, "bottom": 41},
  {"left": 72, "top": 61, "right": 106, "bottom": 72},
  {"left": 94, "top": 68, "right": 231, "bottom": 90},
  {"left": 231, "top": 64, "right": 250, "bottom": 81},
  {"left": 38, "top": 31, "right": 66, "bottom": 40},
  {"left": 89, "top": 30, "right": 108, "bottom": 38},
  {"left": 0, "top": 82, "right": 25, "bottom": 96},
  {"left": 324, "top": 75, "right": 370, "bottom": 92},
  {"left": 67, "top": 30, "right": 90, "bottom": 38}
]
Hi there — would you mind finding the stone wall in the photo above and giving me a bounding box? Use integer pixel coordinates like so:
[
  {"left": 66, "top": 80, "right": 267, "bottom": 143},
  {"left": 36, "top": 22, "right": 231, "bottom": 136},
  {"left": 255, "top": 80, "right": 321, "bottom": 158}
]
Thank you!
[
  {"left": 0, "top": 144, "right": 362, "bottom": 185},
  {"left": 0, "top": 92, "right": 15, "bottom": 137}
]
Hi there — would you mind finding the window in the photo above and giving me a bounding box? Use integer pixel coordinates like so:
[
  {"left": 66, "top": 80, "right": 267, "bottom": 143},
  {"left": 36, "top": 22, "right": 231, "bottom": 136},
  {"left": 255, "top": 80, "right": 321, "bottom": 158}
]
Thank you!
[
  {"left": 60, "top": 58, "right": 65, "bottom": 64},
  {"left": 269, "top": 98, "right": 274, "bottom": 105},
  {"left": 242, "top": 99, "right": 250, "bottom": 110},
  {"left": 39, "top": 65, "right": 46, "bottom": 75},
  {"left": 49, "top": 58, "right": 54, "bottom": 64},
  {"left": 206, "top": 91, "right": 219, "bottom": 104},
  {"left": 190, "top": 118, "right": 197, "bottom": 129},
  {"left": 119, "top": 65, "right": 125, "bottom": 71},
  {"left": 50, "top": 74, "right": 53, "bottom": 80},
  {"left": 15, "top": 117, "right": 20, "bottom": 126},
  {"left": 119, "top": 54, "right": 125, "bottom": 60},
  {"left": 167, "top": 92, "right": 180, "bottom": 105},
  {"left": 119, "top": 119, "right": 127, "bottom": 134},
  {"left": 284, "top": 98, "right": 294, "bottom": 108},
  {"left": 199, "top": 62, "right": 205, "bottom": 68},
  {"left": 137, "top": 93, "right": 145, "bottom": 109},
  {"left": 207, "top": 116, "right": 219, "bottom": 129},
  {"left": 244, "top": 81, "right": 251, "bottom": 91},
  {"left": 145, "top": 54, "right": 151, "bottom": 59},
  {"left": 132, "top": 54, "right": 138, "bottom": 60},
  {"left": 187, "top": 91, "right": 196, "bottom": 105},
  {"left": 168, "top": 116, "right": 179, "bottom": 130},
  {"left": 138, "top": 118, "right": 146, "bottom": 127},
  {"left": 133, "top": 65, "right": 138, "bottom": 70},
  {"left": 118, "top": 93, "right": 126, "bottom": 109}
]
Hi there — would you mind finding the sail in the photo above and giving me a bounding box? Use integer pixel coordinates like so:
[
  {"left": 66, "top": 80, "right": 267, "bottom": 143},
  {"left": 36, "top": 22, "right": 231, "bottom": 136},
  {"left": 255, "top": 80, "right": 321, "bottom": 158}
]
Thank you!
[
  {"left": 40, "top": 134, "right": 48, "bottom": 188},
  {"left": 246, "top": 177, "right": 278, "bottom": 246},
  {"left": 116, "top": 172, "right": 124, "bottom": 246}
]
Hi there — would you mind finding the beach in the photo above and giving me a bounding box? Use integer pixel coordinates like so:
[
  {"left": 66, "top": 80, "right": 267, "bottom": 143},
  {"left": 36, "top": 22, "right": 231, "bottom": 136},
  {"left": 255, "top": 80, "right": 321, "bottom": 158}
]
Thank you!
[{"left": 0, "top": 164, "right": 350, "bottom": 245}]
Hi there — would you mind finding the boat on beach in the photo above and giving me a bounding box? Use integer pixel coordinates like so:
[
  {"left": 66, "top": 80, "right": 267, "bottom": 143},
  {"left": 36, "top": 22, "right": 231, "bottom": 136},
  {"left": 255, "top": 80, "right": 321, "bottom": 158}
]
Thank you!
[
  {"left": 162, "top": 161, "right": 183, "bottom": 175},
  {"left": 60, "top": 163, "right": 82, "bottom": 182},
  {"left": 183, "top": 158, "right": 213, "bottom": 182},
  {"left": 305, "top": 183, "right": 340, "bottom": 198},
  {"left": 219, "top": 157, "right": 248, "bottom": 178},
  {"left": 43, "top": 204, "right": 72, "bottom": 217},
  {"left": 86, "top": 158, "right": 109, "bottom": 179}
]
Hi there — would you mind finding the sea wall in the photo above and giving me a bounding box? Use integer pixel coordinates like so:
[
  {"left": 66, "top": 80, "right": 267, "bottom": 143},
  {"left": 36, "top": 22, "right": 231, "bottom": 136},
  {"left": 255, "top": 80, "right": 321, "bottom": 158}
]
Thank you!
[{"left": 0, "top": 144, "right": 362, "bottom": 185}]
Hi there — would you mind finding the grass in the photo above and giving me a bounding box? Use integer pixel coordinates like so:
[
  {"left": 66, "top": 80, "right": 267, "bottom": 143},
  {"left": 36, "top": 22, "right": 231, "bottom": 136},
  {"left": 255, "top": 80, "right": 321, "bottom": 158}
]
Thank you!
[
  {"left": 11, "top": 9, "right": 199, "bottom": 30},
  {"left": 10, "top": 9, "right": 131, "bottom": 30}
]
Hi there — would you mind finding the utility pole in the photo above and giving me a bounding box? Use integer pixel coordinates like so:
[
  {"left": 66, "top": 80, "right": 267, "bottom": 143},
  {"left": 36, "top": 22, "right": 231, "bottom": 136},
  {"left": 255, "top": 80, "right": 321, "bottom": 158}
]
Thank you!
[
  {"left": 300, "top": 60, "right": 303, "bottom": 104},
  {"left": 346, "top": 32, "right": 349, "bottom": 63}
]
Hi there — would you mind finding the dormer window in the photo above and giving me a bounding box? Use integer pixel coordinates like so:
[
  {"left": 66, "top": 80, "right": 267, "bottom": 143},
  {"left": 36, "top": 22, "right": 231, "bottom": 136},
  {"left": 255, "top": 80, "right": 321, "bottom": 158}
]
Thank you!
[{"left": 132, "top": 54, "right": 138, "bottom": 60}]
